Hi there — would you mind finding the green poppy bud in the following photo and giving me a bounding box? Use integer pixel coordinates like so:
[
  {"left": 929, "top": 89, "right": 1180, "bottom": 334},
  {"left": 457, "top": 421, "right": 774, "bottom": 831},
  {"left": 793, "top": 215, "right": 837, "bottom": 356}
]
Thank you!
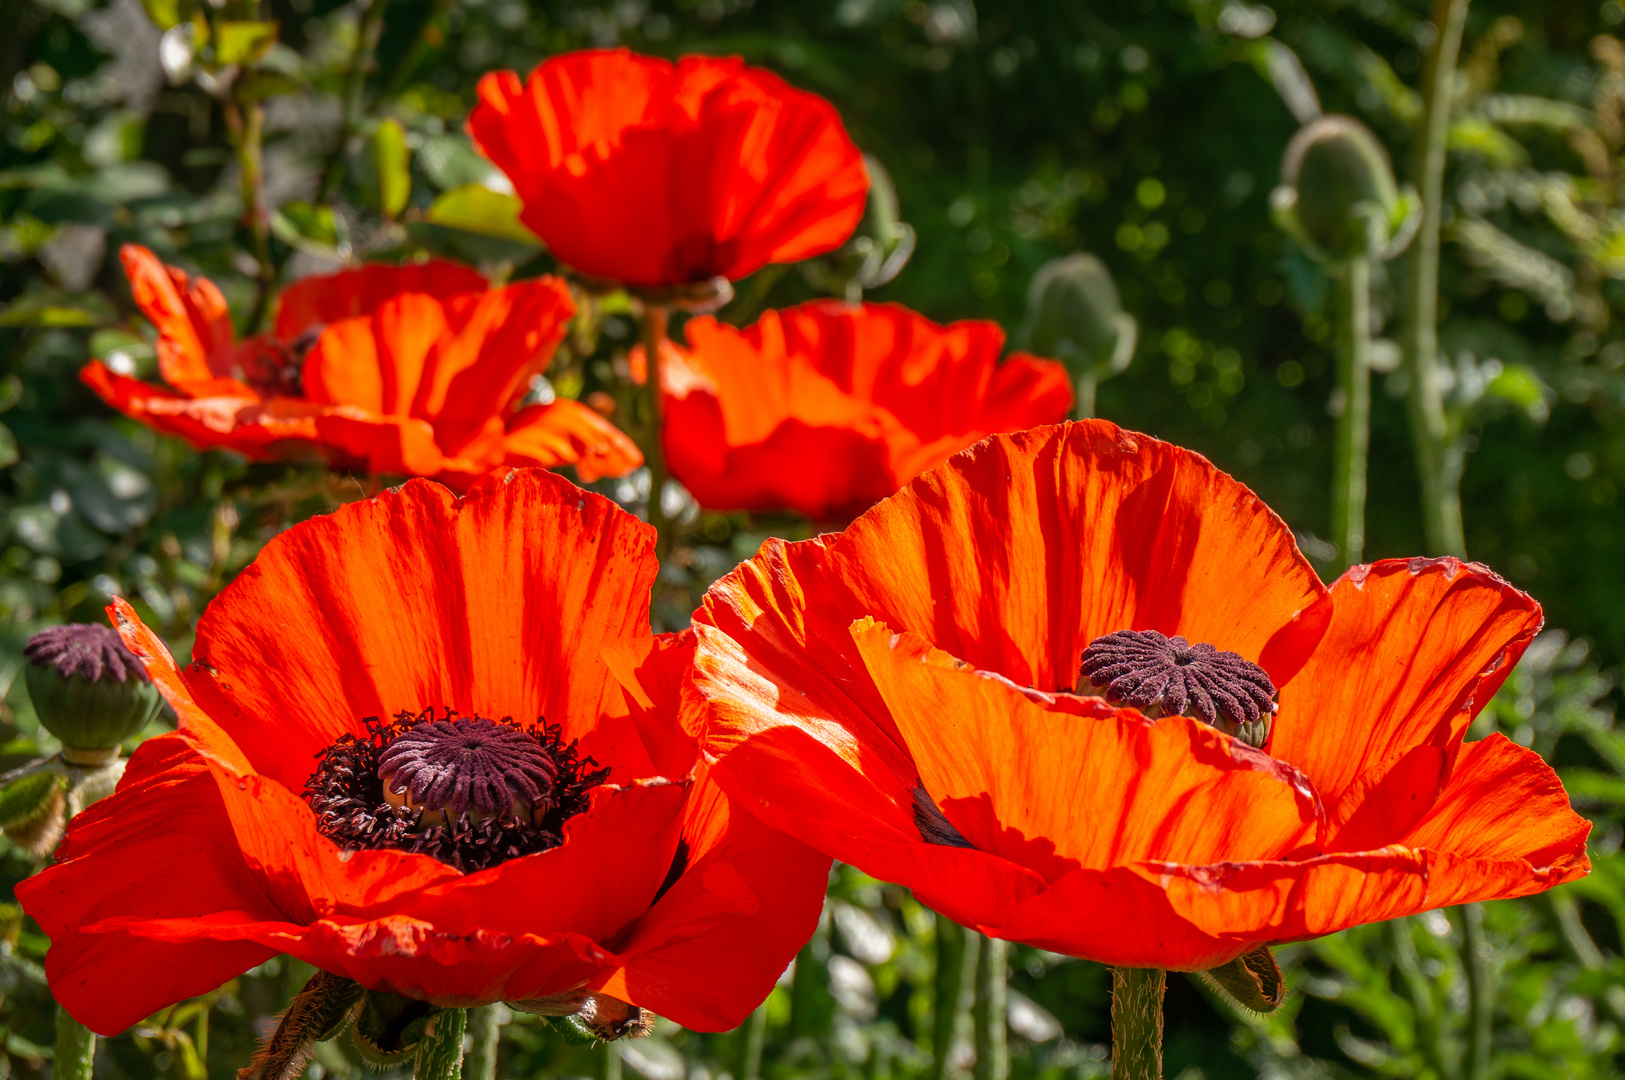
[
  {"left": 1274, "top": 115, "right": 1405, "bottom": 261},
  {"left": 1023, "top": 253, "right": 1136, "bottom": 378},
  {"left": 23, "top": 624, "right": 165, "bottom": 760}
]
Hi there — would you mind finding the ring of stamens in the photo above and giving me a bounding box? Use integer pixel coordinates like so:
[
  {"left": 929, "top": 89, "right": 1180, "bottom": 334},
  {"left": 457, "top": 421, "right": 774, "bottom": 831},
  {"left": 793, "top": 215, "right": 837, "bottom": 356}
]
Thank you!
[
  {"left": 304, "top": 707, "right": 608, "bottom": 873},
  {"left": 1077, "top": 629, "right": 1277, "bottom": 746}
]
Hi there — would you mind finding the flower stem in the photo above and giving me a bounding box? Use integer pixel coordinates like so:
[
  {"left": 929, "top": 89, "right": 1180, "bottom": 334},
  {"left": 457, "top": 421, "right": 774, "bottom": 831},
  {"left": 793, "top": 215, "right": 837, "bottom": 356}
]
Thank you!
[
  {"left": 1073, "top": 371, "right": 1098, "bottom": 421},
  {"left": 640, "top": 304, "right": 673, "bottom": 563},
  {"left": 1331, "top": 254, "right": 1372, "bottom": 571},
  {"left": 735, "top": 1002, "right": 767, "bottom": 1080},
  {"left": 1110, "top": 967, "right": 1164, "bottom": 1080},
  {"left": 320, "top": 0, "right": 391, "bottom": 202},
  {"left": 56, "top": 1006, "right": 95, "bottom": 1080},
  {"left": 223, "top": 94, "right": 275, "bottom": 331},
  {"left": 1460, "top": 903, "right": 1492, "bottom": 1080},
  {"left": 930, "top": 915, "right": 974, "bottom": 1080},
  {"left": 1400, "top": 0, "right": 1471, "bottom": 559},
  {"left": 973, "top": 935, "right": 1008, "bottom": 1080},
  {"left": 413, "top": 1008, "right": 467, "bottom": 1080},
  {"left": 463, "top": 1006, "right": 500, "bottom": 1080},
  {"left": 602, "top": 1039, "right": 622, "bottom": 1080}
]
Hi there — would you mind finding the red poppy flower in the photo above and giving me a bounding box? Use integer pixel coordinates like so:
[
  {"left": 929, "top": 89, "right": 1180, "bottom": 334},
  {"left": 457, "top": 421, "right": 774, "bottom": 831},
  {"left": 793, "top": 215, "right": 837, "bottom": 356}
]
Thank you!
[
  {"left": 467, "top": 49, "right": 869, "bottom": 287},
  {"left": 17, "top": 468, "right": 827, "bottom": 1035},
  {"left": 649, "top": 301, "right": 1073, "bottom": 520},
  {"left": 688, "top": 421, "right": 1588, "bottom": 971},
  {"left": 81, "top": 245, "right": 642, "bottom": 487}
]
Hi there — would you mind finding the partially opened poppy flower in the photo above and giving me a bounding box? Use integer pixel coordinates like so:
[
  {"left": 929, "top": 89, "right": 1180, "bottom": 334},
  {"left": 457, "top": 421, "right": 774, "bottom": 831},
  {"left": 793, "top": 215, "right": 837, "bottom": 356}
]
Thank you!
[
  {"left": 689, "top": 420, "right": 1588, "bottom": 974},
  {"left": 467, "top": 49, "right": 869, "bottom": 288},
  {"left": 81, "top": 245, "right": 641, "bottom": 487},
  {"left": 17, "top": 468, "right": 827, "bottom": 1043},
  {"left": 647, "top": 301, "right": 1073, "bottom": 520}
]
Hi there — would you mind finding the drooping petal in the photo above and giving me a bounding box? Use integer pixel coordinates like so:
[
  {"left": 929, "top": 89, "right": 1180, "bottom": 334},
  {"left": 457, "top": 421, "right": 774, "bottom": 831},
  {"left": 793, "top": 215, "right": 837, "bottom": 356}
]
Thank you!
[
  {"left": 658, "top": 303, "right": 1074, "bottom": 520},
  {"left": 15, "top": 734, "right": 279, "bottom": 1036},
  {"left": 588, "top": 763, "right": 829, "bottom": 1031},
  {"left": 81, "top": 361, "right": 302, "bottom": 460},
  {"left": 852, "top": 621, "right": 1321, "bottom": 880},
  {"left": 500, "top": 399, "right": 644, "bottom": 483},
  {"left": 1270, "top": 557, "right": 1543, "bottom": 810},
  {"left": 183, "top": 470, "right": 657, "bottom": 787},
  {"left": 468, "top": 50, "right": 867, "bottom": 286},
  {"left": 273, "top": 260, "right": 489, "bottom": 342}
]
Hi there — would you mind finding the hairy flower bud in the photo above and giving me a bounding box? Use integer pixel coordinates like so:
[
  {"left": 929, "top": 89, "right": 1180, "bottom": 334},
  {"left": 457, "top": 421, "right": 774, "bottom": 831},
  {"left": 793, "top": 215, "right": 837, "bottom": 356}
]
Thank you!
[
  {"left": 1273, "top": 115, "right": 1415, "bottom": 262},
  {"left": 1023, "top": 253, "right": 1136, "bottom": 379},
  {"left": 23, "top": 624, "right": 165, "bottom": 756}
]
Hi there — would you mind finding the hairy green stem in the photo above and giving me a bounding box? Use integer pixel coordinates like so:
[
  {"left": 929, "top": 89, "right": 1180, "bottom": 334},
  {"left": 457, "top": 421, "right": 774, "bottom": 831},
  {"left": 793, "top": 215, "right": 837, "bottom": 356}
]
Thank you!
[
  {"left": 1332, "top": 255, "right": 1372, "bottom": 570},
  {"left": 319, "top": 0, "right": 391, "bottom": 201},
  {"left": 973, "top": 935, "right": 1007, "bottom": 1080},
  {"left": 602, "top": 1038, "right": 622, "bottom": 1080},
  {"left": 413, "top": 1008, "right": 466, "bottom": 1080},
  {"left": 224, "top": 96, "right": 275, "bottom": 331},
  {"left": 640, "top": 304, "right": 673, "bottom": 564},
  {"left": 931, "top": 915, "right": 975, "bottom": 1080},
  {"left": 1073, "top": 370, "right": 1098, "bottom": 421},
  {"left": 56, "top": 1006, "right": 96, "bottom": 1080},
  {"left": 1460, "top": 903, "right": 1492, "bottom": 1080},
  {"left": 463, "top": 1006, "right": 499, "bottom": 1080},
  {"left": 735, "top": 1003, "right": 767, "bottom": 1080},
  {"left": 1110, "top": 968, "right": 1164, "bottom": 1080},
  {"left": 1401, "top": 0, "right": 1470, "bottom": 559}
]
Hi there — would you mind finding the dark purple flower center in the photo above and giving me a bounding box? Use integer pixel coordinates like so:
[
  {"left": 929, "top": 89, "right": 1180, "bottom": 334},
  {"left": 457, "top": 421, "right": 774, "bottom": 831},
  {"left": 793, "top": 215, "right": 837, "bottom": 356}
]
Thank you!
[
  {"left": 304, "top": 708, "right": 608, "bottom": 873},
  {"left": 23, "top": 624, "right": 146, "bottom": 684},
  {"left": 1077, "top": 629, "right": 1277, "bottom": 747}
]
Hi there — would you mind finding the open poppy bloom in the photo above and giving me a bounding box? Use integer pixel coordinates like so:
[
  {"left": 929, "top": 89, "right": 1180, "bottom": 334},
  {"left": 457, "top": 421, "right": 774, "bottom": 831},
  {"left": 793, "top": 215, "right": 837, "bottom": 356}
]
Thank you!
[
  {"left": 18, "top": 468, "right": 827, "bottom": 1036},
  {"left": 81, "top": 245, "right": 642, "bottom": 487},
  {"left": 648, "top": 301, "right": 1073, "bottom": 521},
  {"left": 689, "top": 421, "right": 1589, "bottom": 971},
  {"left": 467, "top": 49, "right": 869, "bottom": 288}
]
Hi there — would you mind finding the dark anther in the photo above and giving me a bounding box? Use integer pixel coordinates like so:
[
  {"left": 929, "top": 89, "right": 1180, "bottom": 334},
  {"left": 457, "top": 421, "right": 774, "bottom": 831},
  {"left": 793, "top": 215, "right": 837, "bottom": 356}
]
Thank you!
[
  {"left": 24, "top": 624, "right": 146, "bottom": 684},
  {"left": 304, "top": 708, "right": 609, "bottom": 873},
  {"left": 378, "top": 716, "right": 559, "bottom": 827},
  {"left": 1077, "top": 629, "right": 1277, "bottom": 748}
]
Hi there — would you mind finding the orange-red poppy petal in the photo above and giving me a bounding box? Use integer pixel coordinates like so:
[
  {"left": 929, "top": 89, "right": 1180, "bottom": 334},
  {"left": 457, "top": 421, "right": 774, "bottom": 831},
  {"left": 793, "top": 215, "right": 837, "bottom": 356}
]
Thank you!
[
  {"left": 588, "top": 763, "right": 830, "bottom": 1031},
  {"left": 15, "top": 734, "right": 279, "bottom": 1036},
  {"left": 468, "top": 50, "right": 867, "bottom": 286},
  {"left": 659, "top": 303, "right": 1074, "bottom": 520},
  {"left": 183, "top": 470, "right": 659, "bottom": 789},
  {"left": 852, "top": 620, "right": 1322, "bottom": 882},
  {"left": 1270, "top": 557, "right": 1543, "bottom": 810},
  {"left": 119, "top": 244, "right": 238, "bottom": 390},
  {"left": 273, "top": 259, "right": 489, "bottom": 342},
  {"left": 501, "top": 399, "right": 644, "bottom": 483}
]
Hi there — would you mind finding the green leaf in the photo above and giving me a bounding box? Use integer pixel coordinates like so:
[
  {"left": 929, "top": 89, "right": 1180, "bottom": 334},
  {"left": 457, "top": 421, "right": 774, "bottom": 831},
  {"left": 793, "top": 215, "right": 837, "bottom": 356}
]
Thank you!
[
  {"left": 0, "top": 303, "right": 99, "bottom": 327},
  {"left": 1487, "top": 364, "right": 1550, "bottom": 414},
  {"left": 0, "top": 423, "right": 16, "bottom": 470},
  {"left": 140, "top": 0, "right": 188, "bottom": 30},
  {"left": 425, "top": 184, "right": 539, "bottom": 245},
  {"left": 270, "top": 201, "right": 345, "bottom": 259},
  {"left": 372, "top": 119, "right": 411, "bottom": 221},
  {"left": 215, "top": 20, "right": 278, "bottom": 66}
]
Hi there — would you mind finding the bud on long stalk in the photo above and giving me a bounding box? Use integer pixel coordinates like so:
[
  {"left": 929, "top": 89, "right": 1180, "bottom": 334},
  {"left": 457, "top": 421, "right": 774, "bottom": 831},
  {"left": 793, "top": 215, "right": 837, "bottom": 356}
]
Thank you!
[{"left": 1023, "top": 254, "right": 1135, "bottom": 419}]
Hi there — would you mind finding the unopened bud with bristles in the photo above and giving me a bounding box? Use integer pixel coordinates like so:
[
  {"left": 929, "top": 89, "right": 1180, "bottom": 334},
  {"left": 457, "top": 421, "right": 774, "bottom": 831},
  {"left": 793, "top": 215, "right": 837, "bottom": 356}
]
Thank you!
[{"left": 1273, "top": 115, "right": 1417, "bottom": 263}]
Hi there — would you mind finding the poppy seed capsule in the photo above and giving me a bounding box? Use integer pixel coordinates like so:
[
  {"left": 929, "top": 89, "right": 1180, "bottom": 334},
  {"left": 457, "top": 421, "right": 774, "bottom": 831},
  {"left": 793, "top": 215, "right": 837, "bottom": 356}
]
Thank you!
[
  {"left": 22, "top": 624, "right": 164, "bottom": 757},
  {"left": 377, "top": 716, "right": 559, "bottom": 829},
  {"left": 1077, "top": 629, "right": 1277, "bottom": 748},
  {"left": 1276, "top": 115, "right": 1401, "bottom": 261}
]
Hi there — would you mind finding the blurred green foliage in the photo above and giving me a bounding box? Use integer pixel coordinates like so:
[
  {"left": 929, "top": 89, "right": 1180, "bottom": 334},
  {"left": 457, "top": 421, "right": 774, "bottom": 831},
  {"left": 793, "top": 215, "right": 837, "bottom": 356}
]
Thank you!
[{"left": 6, "top": 0, "right": 1625, "bottom": 1077}]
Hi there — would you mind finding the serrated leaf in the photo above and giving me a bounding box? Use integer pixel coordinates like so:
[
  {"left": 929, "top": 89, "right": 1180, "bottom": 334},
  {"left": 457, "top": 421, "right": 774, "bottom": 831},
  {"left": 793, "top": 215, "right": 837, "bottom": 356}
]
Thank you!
[
  {"left": 425, "top": 185, "right": 539, "bottom": 245},
  {"left": 373, "top": 119, "right": 411, "bottom": 220},
  {"left": 1486, "top": 365, "right": 1548, "bottom": 411},
  {"left": 215, "top": 20, "right": 277, "bottom": 66},
  {"left": 140, "top": 0, "right": 187, "bottom": 30}
]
